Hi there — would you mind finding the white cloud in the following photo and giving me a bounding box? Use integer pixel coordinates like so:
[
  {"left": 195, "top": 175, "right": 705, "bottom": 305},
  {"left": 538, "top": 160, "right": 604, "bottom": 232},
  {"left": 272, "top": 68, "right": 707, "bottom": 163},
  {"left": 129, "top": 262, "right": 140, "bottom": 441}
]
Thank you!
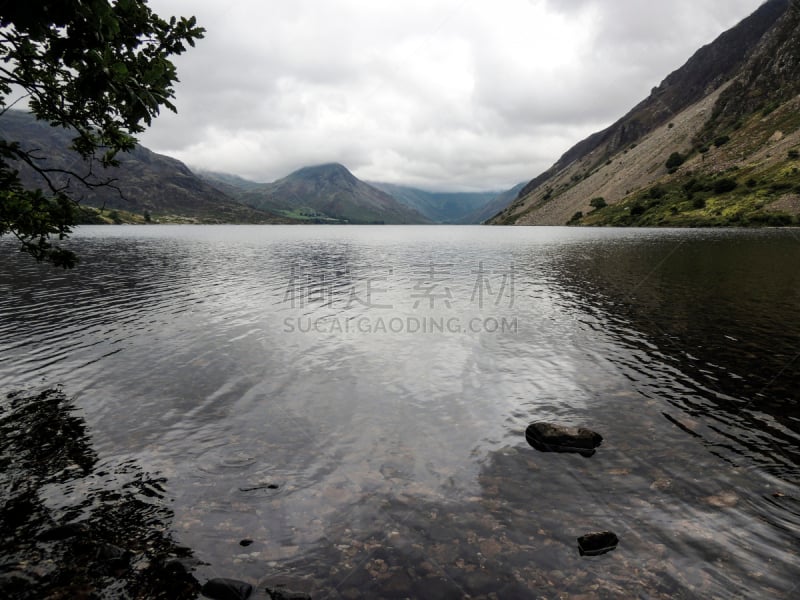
[{"left": 140, "top": 0, "right": 766, "bottom": 191}]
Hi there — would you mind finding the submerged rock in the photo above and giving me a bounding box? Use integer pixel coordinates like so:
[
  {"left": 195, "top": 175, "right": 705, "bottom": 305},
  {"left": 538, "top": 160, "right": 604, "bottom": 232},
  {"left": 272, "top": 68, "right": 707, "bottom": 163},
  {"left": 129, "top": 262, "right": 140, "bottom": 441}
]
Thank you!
[
  {"left": 703, "top": 491, "right": 739, "bottom": 508},
  {"left": 266, "top": 585, "right": 312, "bottom": 599},
  {"left": 201, "top": 578, "right": 253, "bottom": 600},
  {"left": 93, "top": 542, "right": 132, "bottom": 575},
  {"left": 525, "top": 422, "right": 603, "bottom": 457},
  {"left": 239, "top": 482, "right": 280, "bottom": 492},
  {"left": 577, "top": 531, "right": 619, "bottom": 556},
  {"left": 37, "top": 522, "right": 90, "bottom": 541}
]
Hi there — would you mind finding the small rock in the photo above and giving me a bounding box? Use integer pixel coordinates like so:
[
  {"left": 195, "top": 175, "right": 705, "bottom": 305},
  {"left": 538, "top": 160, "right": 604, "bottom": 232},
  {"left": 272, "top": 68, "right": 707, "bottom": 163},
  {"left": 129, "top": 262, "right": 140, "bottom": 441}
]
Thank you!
[
  {"left": 266, "top": 585, "right": 312, "bottom": 600},
  {"left": 239, "top": 483, "right": 280, "bottom": 492},
  {"left": 577, "top": 531, "right": 619, "bottom": 556},
  {"left": 525, "top": 422, "right": 603, "bottom": 457},
  {"left": 37, "top": 522, "right": 89, "bottom": 542},
  {"left": 704, "top": 491, "right": 738, "bottom": 508},
  {"left": 92, "top": 542, "right": 132, "bottom": 576},
  {"left": 239, "top": 539, "right": 254, "bottom": 547},
  {"left": 650, "top": 478, "right": 672, "bottom": 491},
  {"left": 201, "top": 578, "right": 253, "bottom": 600},
  {"left": 159, "top": 559, "right": 202, "bottom": 597}
]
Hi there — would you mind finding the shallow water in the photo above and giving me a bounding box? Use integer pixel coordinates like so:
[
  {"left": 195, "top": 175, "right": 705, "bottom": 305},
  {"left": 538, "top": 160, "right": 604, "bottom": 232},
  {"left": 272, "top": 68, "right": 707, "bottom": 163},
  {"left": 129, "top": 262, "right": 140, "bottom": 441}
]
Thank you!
[{"left": 1, "top": 225, "right": 799, "bottom": 598}]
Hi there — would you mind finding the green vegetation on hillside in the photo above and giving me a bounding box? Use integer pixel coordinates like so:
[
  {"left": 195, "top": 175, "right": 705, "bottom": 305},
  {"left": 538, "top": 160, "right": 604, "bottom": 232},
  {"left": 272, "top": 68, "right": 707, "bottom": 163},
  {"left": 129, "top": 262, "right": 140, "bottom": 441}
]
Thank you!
[
  {"left": 278, "top": 207, "right": 348, "bottom": 223},
  {"left": 577, "top": 159, "right": 800, "bottom": 227},
  {"left": 574, "top": 94, "right": 800, "bottom": 227},
  {"left": 75, "top": 206, "right": 261, "bottom": 225}
]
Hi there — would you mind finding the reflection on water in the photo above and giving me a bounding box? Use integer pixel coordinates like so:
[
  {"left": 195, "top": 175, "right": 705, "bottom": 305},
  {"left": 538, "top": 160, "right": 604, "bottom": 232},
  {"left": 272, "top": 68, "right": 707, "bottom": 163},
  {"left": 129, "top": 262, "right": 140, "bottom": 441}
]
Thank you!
[
  {"left": 0, "top": 388, "right": 199, "bottom": 598},
  {"left": 1, "top": 225, "right": 799, "bottom": 598}
]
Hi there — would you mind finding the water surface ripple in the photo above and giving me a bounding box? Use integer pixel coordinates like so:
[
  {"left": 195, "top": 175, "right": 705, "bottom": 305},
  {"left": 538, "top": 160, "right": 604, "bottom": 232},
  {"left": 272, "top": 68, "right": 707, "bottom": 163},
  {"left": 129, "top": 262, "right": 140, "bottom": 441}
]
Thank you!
[{"left": 1, "top": 225, "right": 798, "bottom": 598}]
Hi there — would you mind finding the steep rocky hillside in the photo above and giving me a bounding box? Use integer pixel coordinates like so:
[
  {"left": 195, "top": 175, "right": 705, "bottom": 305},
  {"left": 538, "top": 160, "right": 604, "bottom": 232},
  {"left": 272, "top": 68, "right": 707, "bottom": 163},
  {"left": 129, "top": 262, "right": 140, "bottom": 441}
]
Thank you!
[{"left": 491, "top": 0, "right": 800, "bottom": 227}]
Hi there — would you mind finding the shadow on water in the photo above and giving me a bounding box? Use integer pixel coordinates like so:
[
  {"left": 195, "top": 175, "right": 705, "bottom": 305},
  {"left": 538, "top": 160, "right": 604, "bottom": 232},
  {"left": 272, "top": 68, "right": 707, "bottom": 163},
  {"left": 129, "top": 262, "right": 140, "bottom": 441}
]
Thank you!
[
  {"left": 539, "top": 231, "right": 800, "bottom": 480},
  {"left": 237, "top": 230, "right": 800, "bottom": 598},
  {"left": 0, "top": 387, "right": 200, "bottom": 599}
]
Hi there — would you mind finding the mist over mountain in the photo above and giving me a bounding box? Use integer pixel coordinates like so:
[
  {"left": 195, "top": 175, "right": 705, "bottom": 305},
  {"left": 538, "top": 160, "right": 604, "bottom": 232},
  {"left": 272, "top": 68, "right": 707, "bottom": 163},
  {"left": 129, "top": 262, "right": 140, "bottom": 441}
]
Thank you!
[{"left": 367, "top": 182, "right": 509, "bottom": 224}]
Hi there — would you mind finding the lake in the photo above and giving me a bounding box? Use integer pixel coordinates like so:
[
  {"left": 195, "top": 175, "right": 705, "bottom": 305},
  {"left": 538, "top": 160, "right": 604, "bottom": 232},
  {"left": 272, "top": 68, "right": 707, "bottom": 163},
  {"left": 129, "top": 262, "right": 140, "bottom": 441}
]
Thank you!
[{"left": 1, "top": 225, "right": 799, "bottom": 598}]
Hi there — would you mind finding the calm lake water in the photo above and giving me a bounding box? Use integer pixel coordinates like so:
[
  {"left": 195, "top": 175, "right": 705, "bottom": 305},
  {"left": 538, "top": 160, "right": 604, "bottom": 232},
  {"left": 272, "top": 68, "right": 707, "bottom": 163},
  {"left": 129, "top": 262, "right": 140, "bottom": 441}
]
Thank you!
[{"left": 1, "top": 225, "right": 799, "bottom": 598}]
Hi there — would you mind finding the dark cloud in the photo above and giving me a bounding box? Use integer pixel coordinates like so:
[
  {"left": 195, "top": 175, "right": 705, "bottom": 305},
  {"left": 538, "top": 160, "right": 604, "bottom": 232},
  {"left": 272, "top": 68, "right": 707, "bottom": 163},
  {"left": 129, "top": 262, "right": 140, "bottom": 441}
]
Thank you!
[{"left": 140, "top": 0, "right": 765, "bottom": 191}]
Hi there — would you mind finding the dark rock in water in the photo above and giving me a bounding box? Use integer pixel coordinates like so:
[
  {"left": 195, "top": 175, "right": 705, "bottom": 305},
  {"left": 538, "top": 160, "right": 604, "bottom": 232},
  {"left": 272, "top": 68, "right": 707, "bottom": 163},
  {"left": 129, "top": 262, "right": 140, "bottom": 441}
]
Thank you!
[
  {"left": 266, "top": 585, "right": 312, "bottom": 599},
  {"left": 239, "top": 538, "right": 254, "bottom": 547},
  {"left": 577, "top": 531, "right": 619, "bottom": 556},
  {"left": 239, "top": 482, "right": 280, "bottom": 492},
  {"left": 201, "top": 578, "right": 253, "bottom": 600},
  {"left": 37, "top": 522, "right": 89, "bottom": 541},
  {"left": 94, "top": 542, "right": 131, "bottom": 575},
  {"left": 158, "top": 559, "right": 202, "bottom": 598},
  {"left": 525, "top": 422, "right": 603, "bottom": 457}
]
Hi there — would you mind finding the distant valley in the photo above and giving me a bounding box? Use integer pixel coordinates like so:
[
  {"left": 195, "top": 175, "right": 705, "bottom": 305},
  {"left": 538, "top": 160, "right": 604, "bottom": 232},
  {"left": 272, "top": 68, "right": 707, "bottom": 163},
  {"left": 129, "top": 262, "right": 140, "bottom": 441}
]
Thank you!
[{"left": 366, "top": 182, "right": 515, "bottom": 224}]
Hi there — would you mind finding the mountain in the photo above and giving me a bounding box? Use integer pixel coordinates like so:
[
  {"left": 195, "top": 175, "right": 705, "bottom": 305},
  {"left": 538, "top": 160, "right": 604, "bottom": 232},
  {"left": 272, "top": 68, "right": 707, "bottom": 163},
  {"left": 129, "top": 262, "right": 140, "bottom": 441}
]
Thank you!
[
  {"left": 236, "top": 163, "right": 430, "bottom": 224},
  {"left": 193, "top": 169, "right": 264, "bottom": 197},
  {"left": 0, "top": 110, "right": 286, "bottom": 223},
  {"left": 367, "top": 182, "right": 503, "bottom": 224},
  {"left": 491, "top": 0, "right": 800, "bottom": 227},
  {"left": 467, "top": 182, "right": 525, "bottom": 224}
]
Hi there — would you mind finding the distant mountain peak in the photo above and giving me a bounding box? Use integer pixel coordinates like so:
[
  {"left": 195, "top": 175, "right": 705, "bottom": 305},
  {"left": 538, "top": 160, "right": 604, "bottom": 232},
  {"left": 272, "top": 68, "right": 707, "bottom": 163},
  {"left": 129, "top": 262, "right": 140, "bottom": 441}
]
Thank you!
[
  {"left": 295, "top": 162, "right": 349, "bottom": 172},
  {"left": 236, "top": 163, "right": 430, "bottom": 224},
  {"left": 292, "top": 162, "right": 353, "bottom": 177}
]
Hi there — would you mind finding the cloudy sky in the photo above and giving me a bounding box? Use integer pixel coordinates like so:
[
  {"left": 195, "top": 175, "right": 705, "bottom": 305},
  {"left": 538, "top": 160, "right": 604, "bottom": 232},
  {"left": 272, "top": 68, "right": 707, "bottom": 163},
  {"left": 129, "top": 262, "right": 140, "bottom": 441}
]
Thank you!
[{"left": 140, "top": 0, "right": 765, "bottom": 192}]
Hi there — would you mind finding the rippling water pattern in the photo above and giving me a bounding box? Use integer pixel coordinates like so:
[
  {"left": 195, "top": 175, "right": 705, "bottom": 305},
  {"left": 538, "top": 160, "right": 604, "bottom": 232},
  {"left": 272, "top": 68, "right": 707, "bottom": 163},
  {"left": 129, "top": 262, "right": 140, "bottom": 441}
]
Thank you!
[{"left": 1, "top": 225, "right": 799, "bottom": 598}]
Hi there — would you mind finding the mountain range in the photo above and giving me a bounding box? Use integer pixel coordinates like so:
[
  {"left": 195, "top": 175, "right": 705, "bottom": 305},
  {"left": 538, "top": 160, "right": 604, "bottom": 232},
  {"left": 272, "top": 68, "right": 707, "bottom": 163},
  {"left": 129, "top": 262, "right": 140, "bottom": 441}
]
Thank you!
[
  {"left": 1, "top": 111, "right": 506, "bottom": 225},
  {"left": 490, "top": 0, "right": 800, "bottom": 226},
  {"left": 4, "top": 0, "right": 799, "bottom": 228}
]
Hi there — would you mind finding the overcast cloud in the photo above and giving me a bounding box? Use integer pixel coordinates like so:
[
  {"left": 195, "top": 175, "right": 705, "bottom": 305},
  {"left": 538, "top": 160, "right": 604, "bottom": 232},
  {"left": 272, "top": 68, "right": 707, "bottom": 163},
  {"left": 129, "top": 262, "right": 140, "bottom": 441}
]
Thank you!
[{"left": 140, "top": 0, "right": 765, "bottom": 191}]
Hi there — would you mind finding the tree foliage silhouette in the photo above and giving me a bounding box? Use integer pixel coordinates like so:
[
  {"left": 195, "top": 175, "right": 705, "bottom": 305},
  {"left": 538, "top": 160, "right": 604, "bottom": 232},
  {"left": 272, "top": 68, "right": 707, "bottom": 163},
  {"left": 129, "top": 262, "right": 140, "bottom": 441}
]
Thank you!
[{"left": 0, "top": 0, "right": 204, "bottom": 267}]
